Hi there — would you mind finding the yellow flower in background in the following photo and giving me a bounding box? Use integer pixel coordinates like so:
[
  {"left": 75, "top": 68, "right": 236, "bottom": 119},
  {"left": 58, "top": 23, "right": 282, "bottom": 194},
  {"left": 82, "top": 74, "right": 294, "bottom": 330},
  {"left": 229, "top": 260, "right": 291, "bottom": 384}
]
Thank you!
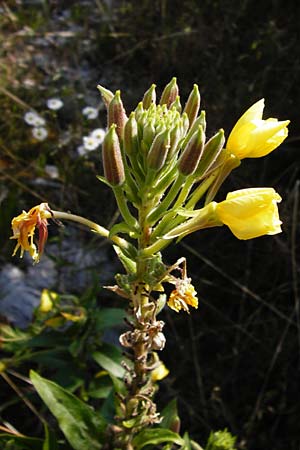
[
  {"left": 39, "top": 289, "right": 58, "bottom": 312},
  {"left": 226, "top": 99, "right": 290, "bottom": 159},
  {"left": 151, "top": 362, "right": 170, "bottom": 382},
  {"left": 167, "top": 280, "right": 198, "bottom": 313},
  {"left": 10, "top": 203, "right": 52, "bottom": 263},
  {"left": 216, "top": 188, "right": 282, "bottom": 240}
]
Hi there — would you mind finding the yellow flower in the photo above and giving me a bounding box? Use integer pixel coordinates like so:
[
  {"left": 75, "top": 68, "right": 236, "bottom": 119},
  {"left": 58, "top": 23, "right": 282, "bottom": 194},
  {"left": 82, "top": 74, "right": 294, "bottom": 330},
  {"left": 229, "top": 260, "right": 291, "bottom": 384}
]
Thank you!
[
  {"left": 39, "top": 289, "right": 58, "bottom": 312},
  {"left": 151, "top": 362, "right": 170, "bottom": 382},
  {"left": 226, "top": 99, "right": 290, "bottom": 159},
  {"left": 10, "top": 203, "right": 52, "bottom": 263},
  {"left": 168, "top": 280, "right": 198, "bottom": 313},
  {"left": 216, "top": 188, "right": 282, "bottom": 240}
]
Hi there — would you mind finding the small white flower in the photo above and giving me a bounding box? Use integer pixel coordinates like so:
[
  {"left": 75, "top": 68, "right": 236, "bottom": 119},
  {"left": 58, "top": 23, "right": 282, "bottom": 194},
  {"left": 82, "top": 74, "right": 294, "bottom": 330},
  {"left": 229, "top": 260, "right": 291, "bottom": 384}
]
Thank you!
[
  {"left": 44, "top": 164, "right": 59, "bottom": 178},
  {"left": 24, "top": 111, "right": 45, "bottom": 126},
  {"left": 32, "top": 127, "right": 48, "bottom": 141},
  {"left": 83, "top": 135, "right": 100, "bottom": 151},
  {"left": 82, "top": 106, "right": 98, "bottom": 120},
  {"left": 47, "top": 98, "right": 64, "bottom": 110},
  {"left": 91, "top": 128, "right": 106, "bottom": 144}
]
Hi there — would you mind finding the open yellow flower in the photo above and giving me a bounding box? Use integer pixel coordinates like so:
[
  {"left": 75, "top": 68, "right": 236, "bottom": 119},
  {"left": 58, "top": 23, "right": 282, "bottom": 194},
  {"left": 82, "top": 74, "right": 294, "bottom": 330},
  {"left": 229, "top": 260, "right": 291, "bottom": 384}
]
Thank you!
[
  {"left": 226, "top": 99, "right": 290, "bottom": 159},
  {"left": 216, "top": 188, "right": 282, "bottom": 239},
  {"left": 10, "top": 203, "right": 52, "bottom": 263}
]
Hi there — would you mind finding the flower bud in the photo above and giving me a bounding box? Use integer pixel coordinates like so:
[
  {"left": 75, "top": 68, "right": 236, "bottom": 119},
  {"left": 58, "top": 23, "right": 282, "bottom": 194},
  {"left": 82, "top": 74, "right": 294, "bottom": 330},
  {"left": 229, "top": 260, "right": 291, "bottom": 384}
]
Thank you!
[
  {"left": 135, "top": 101, "right": 144, "bottom": 122},
  {"left": 147, "top": 129, "right": 170, "bottom": 170},
  {"left": 108, "top": 90, "right": 128, "bottom": 141},
  {"left": 102, "top": 124, "right": 125, "bottom": 186},
  {"left": 97, "top": 84, "right": 114, "bottom": 108},
  {"left": 143, "top": 118, "right": 156, "bottom": 148},
  {"left": 124, "top": 112, "right": 138, "bottom": 157},
  {"left": 168, "top": 121, "right": 183, "bottom": 160},
  {"left": 194, "top": 128, "right": 225, "bottom": 179},
  {"left": 169, "top": 95, "right": 182, "bottom": 113},
  {"left": 178, "top": 126, "right": 205, "bottom": 176},
  {"left": 159, "top": 77, "right": 179, "bottom": 108},
  {"left": 142, "top": 83, "right": 156, "bottom": 109},
  {"left": 183, "top": 84, "right": 201, "bottom": 128},
  {"left": 182, "top": 111, "right": 206, "bottom": 150}
]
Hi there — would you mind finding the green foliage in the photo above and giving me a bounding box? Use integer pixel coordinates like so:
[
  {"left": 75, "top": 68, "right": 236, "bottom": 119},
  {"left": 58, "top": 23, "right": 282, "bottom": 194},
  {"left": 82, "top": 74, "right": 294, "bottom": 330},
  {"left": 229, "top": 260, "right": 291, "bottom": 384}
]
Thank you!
[
  {"left": 205, "top": 430, "right": 236, "bottom": 450},
  {"left": 30, "top": 371, "right": 106, "bottom": 450}
]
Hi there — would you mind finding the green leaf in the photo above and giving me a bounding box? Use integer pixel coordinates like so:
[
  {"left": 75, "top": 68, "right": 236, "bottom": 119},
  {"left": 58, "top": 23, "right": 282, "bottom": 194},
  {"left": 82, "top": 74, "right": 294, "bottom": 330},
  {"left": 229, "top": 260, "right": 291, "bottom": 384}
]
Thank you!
[
  {"left": 160, "top": 398, "right": 180, "bottom": 431},
  {"left": 96, "top": 175, "right": 112, "bottom": 187},
  {"left": 132, "top": 428, "right": 184, "bottom": 449},
  {"left": 94, "top": 308, "right": 126, "bottom": 331},
  {"left": 113, "top": 245, "right": 137, "bottom": 274},
  {"left": 92, "top": 343, "right": 126, "bottom": 378},
  {"left": 109, "top": 222, "right": 133, "bottom": 238},
  {"left": 0, "top": 434, "right": 44, "bottom": 450},
  {"left": 43, "top": 424, "right": 59, "bottom": 450},
  {"left": 30, "top": 371, "right": 106, "bottom": 450}
]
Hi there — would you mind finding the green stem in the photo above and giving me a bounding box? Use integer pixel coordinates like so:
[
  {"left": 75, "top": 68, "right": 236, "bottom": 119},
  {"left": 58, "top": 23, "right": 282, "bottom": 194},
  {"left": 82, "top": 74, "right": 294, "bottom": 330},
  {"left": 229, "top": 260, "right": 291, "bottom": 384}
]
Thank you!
[
  {"left": 51, "top": 210, "right": 131, "bottom": 252},
  {"left": 141, "top": 237, "right": 172, "bottom": 257},
  {"left": 146, "top": 174, "right": 185, "bottom": 225},
  {"left": 185, "top": 173, "right": 216, "bottom": 209},
  {"left": 151, "top": 176, "right": 194, "bottom": 239},
  {"left": 113, "top": 186, "right": 139, "bottom": 229}
]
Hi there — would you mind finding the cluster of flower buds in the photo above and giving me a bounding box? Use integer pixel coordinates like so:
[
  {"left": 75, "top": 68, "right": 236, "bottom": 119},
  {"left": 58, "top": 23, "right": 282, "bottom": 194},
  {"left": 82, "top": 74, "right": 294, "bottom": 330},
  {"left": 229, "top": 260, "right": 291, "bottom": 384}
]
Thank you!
[{"left": 98, "top": 78, "right": 289, "bottom": 246}]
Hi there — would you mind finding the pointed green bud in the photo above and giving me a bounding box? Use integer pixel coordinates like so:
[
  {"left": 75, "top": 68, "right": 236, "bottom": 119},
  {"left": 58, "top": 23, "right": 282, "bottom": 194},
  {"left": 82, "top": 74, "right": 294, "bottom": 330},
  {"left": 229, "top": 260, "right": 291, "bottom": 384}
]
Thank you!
[
  {"left": 135, "top": 101, "right": 144, "bottom": 122},
  {"left": 159, "top": 77, "right": 179, "bottom": 108},
  {"left": 124, "top": 112, "right": 138, "bottom": 157},
  {"left": 97, "top": 85, "right": 114, "bottom": 109},
  {"left": 181, "top": 112, "right": 190, "bottom": 136},
  {"left": 143, "top": 118, "right": 156, "bottom": 147},
  {"left": 102, "top": 124, "right": 125, "bottom": 186},
  {"left": 168, "top": 121, "right": 183, "bottom": 160},
  {"left": 147, "top": 129, "right": 170, "bottom": 171},
  {"left": 169, "top": 95, "right": 182, "bottom": 113},
  {"left": 194, "top": 128, "right": 225, "bottom": 179},
  {"left": 178, "top": 126, "right": 205, "bottom": 176},
  {"left": 108, "top": 90, "right": 128, "bottom": 141},
  {"left": 183, "top": 84, "right": 201, "bottom": 128},
  {"left": 181, "top": 111, "right": 206, "bottom": 150},
  {"left": 142, "top": 84, "right": 156, "bottom": 109}
]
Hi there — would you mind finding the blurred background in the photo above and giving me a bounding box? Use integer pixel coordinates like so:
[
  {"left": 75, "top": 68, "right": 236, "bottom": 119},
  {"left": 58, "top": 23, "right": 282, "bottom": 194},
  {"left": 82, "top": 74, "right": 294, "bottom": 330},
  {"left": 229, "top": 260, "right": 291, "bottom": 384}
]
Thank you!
[{"left": 0, "top": 1, "right": 299, "bottom": 449}]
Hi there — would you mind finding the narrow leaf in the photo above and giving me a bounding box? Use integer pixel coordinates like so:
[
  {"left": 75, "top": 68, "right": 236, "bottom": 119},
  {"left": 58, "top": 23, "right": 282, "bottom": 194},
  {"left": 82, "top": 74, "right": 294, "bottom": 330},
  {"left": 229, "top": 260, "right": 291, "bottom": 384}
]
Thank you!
[
  {"left": 132, "top": 428, "right": 184, "bottom": 449},
  {"left": 30, "top": 371, "right": 105, "bottom": 450}
]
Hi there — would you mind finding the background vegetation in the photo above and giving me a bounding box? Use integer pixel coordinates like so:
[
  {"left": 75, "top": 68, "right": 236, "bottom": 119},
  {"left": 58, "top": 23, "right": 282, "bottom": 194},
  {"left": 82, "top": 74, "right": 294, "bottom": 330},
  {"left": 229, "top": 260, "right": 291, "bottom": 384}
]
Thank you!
[{"left": 0, "top": 1, "right": 299, "bottom": 449}]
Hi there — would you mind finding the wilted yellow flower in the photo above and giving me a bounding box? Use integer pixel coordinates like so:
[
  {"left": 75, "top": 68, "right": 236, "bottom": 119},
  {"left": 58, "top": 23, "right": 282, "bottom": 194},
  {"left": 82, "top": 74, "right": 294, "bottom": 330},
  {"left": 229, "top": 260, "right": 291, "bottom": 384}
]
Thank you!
[
  {"left": 216, "top": 188, "right": 282, "bottom": 240},
  {"left": 10, "top": 203, "right": 52, "bottom": 263},
  {"left": 168, "top": 280, "right": 198, "bottom": 313},
  {"left": 226, "top": 99, "right": 290, "bottom": 159}
]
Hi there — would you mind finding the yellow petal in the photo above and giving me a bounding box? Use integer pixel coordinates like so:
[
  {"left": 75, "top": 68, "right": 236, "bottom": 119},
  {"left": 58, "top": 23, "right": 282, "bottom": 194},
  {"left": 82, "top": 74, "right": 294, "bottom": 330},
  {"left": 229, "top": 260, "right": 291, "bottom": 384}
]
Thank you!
[
  {"left": 226, "top": 99, "right": 290, "bottom": 159},
  {"left": 216, "top": 188, "right": 282, "bottom": 239}
]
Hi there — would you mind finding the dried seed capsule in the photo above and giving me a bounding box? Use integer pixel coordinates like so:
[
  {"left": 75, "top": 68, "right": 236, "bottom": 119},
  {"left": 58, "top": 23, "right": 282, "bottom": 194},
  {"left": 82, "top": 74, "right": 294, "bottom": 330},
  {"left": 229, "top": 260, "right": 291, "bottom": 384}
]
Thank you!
[
  {"left": 183, "top": 84, "right": 201, "bottom": 128},
  {"left": 142, "top": 84, "right": 156, "bottom": 109},
  {"left": 178, "top": 126, "right": 205, "bottom": 176},
  {"left": 102, "top": 124, "right": 125, "bottom": 186},
  {"left": 159, "top": 77, "right": 179, "bottom": 108},
  {"left": 97, "top": 84, "right": 114, "bottom": 108},
  {"left": 108, "top": 90, "right": 128, "bottom": 141}
]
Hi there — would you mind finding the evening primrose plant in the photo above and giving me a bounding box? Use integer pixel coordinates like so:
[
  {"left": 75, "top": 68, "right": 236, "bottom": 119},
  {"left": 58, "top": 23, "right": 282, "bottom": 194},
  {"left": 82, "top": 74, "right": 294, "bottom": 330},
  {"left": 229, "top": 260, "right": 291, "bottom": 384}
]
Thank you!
[{"left": 10, "top": 78, "right": 289, "bottom": 449}]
